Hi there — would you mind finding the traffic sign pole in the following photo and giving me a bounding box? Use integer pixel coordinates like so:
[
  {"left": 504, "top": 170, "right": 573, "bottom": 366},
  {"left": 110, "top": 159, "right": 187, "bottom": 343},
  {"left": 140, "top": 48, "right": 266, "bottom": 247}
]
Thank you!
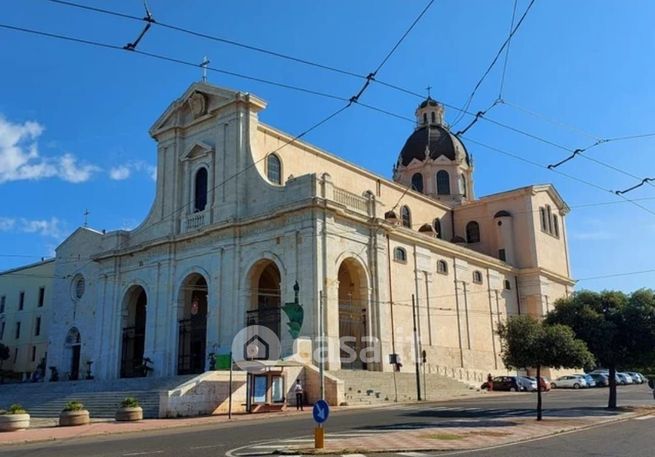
[{"left": 312, "top": 399, "right": 330, "bottom": 449}]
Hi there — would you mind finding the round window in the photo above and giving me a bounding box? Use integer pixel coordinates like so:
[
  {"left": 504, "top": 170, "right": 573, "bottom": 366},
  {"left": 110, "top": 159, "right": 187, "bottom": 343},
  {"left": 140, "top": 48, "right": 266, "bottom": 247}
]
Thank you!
[{"left": 73, "top": 276, "right": 85, "bottom": 299}]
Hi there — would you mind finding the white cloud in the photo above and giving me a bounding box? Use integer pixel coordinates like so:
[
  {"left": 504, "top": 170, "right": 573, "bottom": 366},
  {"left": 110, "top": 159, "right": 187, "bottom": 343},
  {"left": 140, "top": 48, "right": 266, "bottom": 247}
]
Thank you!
[
  {"left": 0, "top": 115, "right": 99, "bottom": 183},
  {"left": 0, "top": 217, "right": 16, "bottom": 231},
  {"left": 109, "top": 165, "right": 131, "bottom": 180},
  {"left": 0, "top": 216, "right": 63, "bottom": 238},
  {"left": 108, "top": 161, "right": 156, "bottom": 181},
  {"left": 569, "top": 230, "right": 615, "bottom": 241}
]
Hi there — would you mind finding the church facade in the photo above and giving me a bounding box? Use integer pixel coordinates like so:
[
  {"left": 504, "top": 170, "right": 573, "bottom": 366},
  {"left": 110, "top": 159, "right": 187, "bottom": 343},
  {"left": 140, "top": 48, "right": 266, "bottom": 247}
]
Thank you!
[{"left": 46, "top": 82, "right": 574, "bottom": 382}]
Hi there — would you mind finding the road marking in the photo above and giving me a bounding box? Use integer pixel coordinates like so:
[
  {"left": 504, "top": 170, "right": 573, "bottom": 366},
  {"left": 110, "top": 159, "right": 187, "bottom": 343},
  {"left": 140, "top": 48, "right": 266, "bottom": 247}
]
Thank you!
[
  {"left": 123, "top": 452, "right": 164, "bottom": 456},
  {"left": 635, "top": 415, "right": 655, "bottom": 420},
  {"left": 250, "top": 445, "right": 288, "bottom": 449},
  {"left": 189, "top": 444, "right": 224, "bottom": 449},
  {"left": 342, "top": 454, "right": 367, "bottom": 457},
  {"left": 398, "top": 452, "right": 429, "bottom": 457}
]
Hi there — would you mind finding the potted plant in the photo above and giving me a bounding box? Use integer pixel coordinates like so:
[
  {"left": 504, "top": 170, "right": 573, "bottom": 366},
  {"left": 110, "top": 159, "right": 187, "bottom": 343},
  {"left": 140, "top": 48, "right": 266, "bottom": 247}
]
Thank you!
[
  {"left": 59, "top": 400, "right": 90, "bottom": 426},
  {"left": 115, "top": 397, "right": 143, "bottom": 422},
  {"left": 0, "top": 404, "right": 30, "bottom": 431}
]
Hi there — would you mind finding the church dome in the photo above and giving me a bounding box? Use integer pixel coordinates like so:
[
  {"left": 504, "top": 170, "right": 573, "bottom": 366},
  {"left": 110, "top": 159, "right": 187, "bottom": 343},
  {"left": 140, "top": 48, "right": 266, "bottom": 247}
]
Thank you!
[{"left": 398, "top": 124, "right": 470, "bottom": 167}]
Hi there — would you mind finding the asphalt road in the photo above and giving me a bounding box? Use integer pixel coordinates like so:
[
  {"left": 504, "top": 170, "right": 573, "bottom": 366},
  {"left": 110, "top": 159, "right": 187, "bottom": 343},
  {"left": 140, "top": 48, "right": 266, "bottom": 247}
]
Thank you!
[{"left": 2, "top": 384, "right": 652, "bottom": 457}]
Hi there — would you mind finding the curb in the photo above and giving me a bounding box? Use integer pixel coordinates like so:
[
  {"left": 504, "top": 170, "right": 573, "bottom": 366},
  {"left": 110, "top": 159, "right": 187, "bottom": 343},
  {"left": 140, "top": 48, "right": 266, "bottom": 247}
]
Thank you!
[{"left": 279, "top": 411, "right": 648, "bottom": 455}]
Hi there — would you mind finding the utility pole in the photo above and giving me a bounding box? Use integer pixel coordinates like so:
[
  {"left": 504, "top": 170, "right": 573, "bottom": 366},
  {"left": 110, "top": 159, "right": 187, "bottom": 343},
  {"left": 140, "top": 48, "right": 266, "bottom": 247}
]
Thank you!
[
  {"left": 412, "top": 294, "right": 422, "bottom": 401},
  {"left": 319, "top": 290, "right": 324, "bottom": 400}
]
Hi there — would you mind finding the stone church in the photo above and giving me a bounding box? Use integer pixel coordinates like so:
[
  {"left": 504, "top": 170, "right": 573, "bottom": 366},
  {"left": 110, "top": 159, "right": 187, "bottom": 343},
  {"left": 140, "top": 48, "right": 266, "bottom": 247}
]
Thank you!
[{"left": 47, "top": 82, "right": 573, "bottom": 384}]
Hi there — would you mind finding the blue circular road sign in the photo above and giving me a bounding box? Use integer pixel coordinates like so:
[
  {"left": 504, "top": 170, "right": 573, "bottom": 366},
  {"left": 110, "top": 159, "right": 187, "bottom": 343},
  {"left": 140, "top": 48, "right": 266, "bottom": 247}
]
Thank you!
[{"left": 312, "top": 399, "right": 330, "bottom": 424}]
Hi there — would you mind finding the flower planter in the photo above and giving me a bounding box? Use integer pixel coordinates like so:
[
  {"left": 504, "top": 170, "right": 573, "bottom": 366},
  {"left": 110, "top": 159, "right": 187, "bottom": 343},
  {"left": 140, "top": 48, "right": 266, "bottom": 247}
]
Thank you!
[
  {"left": 115, "top": 406, "right": 143, "bottom": 422},
  {"left": 59, "top": 410, "right": 90, "bottom": 426},
  {"left": 0, "top": 414, "right": 30, "bottom": 432}
]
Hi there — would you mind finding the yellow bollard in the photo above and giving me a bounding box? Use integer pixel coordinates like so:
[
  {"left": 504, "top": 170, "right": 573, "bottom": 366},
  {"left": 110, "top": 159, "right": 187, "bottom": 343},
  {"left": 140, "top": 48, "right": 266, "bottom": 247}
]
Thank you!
[{"left": 314, "top": 425, "right": 324, "bottom": 449}]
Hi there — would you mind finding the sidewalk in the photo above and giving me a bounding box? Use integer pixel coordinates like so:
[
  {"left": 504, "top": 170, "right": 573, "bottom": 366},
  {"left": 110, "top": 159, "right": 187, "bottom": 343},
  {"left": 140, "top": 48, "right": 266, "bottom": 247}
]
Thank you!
[
  {"left": 0, "top": 409, "right": 314, "bottom": 446},
  {"left": 286, "top": 407, "right": 654, "bottom": 454}
]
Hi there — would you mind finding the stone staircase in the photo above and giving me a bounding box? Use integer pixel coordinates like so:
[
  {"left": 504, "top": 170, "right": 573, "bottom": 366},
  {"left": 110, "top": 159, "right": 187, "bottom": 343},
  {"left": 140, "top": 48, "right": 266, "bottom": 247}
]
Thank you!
[
  {"left": 0, "top": 375, "right": 196, "bottom": 418},
  {"left": 330, "top": 370, "right": 477, "bottom": 405}
]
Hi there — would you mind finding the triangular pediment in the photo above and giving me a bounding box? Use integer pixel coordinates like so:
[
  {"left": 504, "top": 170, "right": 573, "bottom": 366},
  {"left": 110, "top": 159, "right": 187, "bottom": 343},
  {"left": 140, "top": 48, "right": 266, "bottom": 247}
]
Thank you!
[
  {"left": 182, "top": 141, "right": 214, "bottom": 161},
  {"left": 149, "top": 82, "right": 267, "bottom": 138}
]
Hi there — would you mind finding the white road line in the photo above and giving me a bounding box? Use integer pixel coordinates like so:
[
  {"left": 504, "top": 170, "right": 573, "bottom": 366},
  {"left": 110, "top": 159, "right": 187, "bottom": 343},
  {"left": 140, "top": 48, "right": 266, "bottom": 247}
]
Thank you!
[
  {"left": 123, "top": 452, "right": 164, "bottom": 456},
  {"left": 398, "top": 452, "right": 429, "bottom": 457},
  {"left": 342, "top": 454, "right": 368, "bottom": 457},
  {"left": 279, "top": 438, "right": 315, "bottom": 443},
  {"left": 250, "top": 444, "right": 288, "bottom": 449},
  {"left": 635, "top": 415, "right": 655, "bottom": 420},
  {"left": 189, "top": 444, "right": 224, "bottom": 450}
]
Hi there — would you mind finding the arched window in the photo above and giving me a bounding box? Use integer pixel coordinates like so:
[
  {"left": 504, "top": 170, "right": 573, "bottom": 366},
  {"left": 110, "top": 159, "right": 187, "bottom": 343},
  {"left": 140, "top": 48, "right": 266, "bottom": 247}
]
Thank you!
[
  {"left": 546, "top": 205, "right": 553, "bottom": 233},
  {"left": 423, "top": 113, "right": 427, "bottom": 124},
  {"left": 472, "top": 271, "right": 483, "bottom": 284},
  {"left": 433, "top": 218, "right": 442, "bottom": 239},
  {"left": 437, "top": 260, "right": 448, "bottom": 274},
  {"left": 411, "top": 173, "right": 424, "bottom": 192},
  {"left": 401, "top": 206, "right": 411, "bottom": 228},
  {"left": 459, "top": 174, "right": 467, "bottom": 197},
  {"left": 267, "top": 153, "right": 282, "bottom": 185},
  {"left": 393, "top": 247, "right": 407, "bottom": 262},
  {"left": 431, "top": 111, "right": 436, "bottom": 123},
  {"left": 436, "top": 170, "right": 450, "bottom": 195},
  {"left": 194, "top": 167, "right": 208, "bottom": 212},
  {"left": 504, "top": 279, "right": 512, "bottom": 290},
  {"left": 466, "top": 221, "right": 480, "bottom": 243}
]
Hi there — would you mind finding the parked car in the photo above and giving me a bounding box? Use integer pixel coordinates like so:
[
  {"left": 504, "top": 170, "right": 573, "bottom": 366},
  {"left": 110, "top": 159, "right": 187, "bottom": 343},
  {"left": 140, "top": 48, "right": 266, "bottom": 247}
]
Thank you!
[
  {"left": 626, "top": 372, "right": 644, "bottom": 384},
  {"left": 517, "top": 376, "right": 538, "bottom": 392},
  {"left": 617, "top": 372, "right": 633, "bottom": 385},
  {"left": 526, "top": 376, "right": 551, "bottom": 391},
  {"left": 638, "top": 373, "right": 649, "bottom": 384},
  {"left": 588, "top": 373, "right": 609, "bottom": 387},
  {"left": 481, "top": 376, "right": 521, "bottom": 392},
  {"left": 551, "top": 375, "right": 588, "bottom": 389}
]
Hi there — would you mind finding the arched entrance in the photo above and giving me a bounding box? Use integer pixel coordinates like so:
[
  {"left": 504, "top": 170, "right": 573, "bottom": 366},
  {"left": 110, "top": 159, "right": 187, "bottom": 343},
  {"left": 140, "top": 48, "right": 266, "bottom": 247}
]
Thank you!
[
  {"left": 120, "top": 286, "right": 147, "bottom": 378},
  {"left": 65, "top": 327, "right": 81, "bottom": 380},
  {"left": 177, "top": 274, "right": 208, "bottom": 375},
  {"left": 247, "top": 260, "right": 281, "bottom": 340},
  {"left": 338, "top": 258, "right": 369, "bottom": 370}
]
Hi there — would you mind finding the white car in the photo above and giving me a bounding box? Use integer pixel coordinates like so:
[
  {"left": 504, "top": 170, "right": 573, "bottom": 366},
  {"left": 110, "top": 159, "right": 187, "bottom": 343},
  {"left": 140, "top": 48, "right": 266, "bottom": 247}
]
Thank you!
[{"left": 551, "top": 375, "right": 588, "bottom": 389}]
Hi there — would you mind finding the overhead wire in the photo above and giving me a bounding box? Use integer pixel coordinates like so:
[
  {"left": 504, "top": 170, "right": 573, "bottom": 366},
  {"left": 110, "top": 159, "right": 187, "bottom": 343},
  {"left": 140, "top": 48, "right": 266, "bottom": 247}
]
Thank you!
[
  {"left": 450, "top": 0, "right": 537, "bottom": 127},
  {"left": 0, "top": 24, "right": 347, "bottom": 103},
  {"left": 46, "top": 0, "right": 365, "bottom": 79}
]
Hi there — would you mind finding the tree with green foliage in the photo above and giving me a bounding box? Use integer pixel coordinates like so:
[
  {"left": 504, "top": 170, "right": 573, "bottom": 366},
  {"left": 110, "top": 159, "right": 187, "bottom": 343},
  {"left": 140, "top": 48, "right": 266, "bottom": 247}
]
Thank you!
[
  {"left": 497, "top": 315, "right": 594, "bottom": 420},
  {"left": 545, "top": 289, "right": 655, "bottom": 409}
]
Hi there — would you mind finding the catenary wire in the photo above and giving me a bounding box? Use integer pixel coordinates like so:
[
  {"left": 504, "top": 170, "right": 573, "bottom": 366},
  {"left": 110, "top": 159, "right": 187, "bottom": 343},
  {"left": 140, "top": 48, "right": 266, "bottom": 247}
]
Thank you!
[
  {"left": 450, "top": 0, "right": 536, "bottom": 127},
  {"left": 46, "top": 0, "right": 365, "bottom": 79},
  {"left": 0, "top": 24, "right": 347, "bottom": 103}
]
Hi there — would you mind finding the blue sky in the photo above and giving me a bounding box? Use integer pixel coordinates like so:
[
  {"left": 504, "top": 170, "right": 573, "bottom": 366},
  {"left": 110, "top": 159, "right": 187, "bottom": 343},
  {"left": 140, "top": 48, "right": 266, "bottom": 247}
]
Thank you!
[{"left": 1, "top": 0, "right": 654, "bottom": 292}]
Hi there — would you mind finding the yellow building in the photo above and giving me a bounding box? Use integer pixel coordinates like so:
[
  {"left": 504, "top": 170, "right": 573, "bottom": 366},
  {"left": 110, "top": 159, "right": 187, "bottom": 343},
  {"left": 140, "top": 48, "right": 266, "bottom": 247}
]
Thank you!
[{"left": 0, "top": 259, "right": 53, "bottom": 381}]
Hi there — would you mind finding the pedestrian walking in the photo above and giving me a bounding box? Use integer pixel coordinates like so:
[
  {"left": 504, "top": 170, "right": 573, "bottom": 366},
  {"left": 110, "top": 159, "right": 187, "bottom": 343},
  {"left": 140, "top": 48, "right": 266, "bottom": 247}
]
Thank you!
[
  {"left": 294, "top": 379, "right": 304, "bottom": 411},
  {"left": 487, "top": 373, "right": 493, "bottom": 391}
]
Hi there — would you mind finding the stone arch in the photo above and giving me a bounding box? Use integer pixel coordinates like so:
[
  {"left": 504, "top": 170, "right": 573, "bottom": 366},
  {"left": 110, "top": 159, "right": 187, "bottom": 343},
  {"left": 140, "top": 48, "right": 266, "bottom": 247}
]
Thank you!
[
  {"left": 337, "top": 256, "right": 371, "bottom": 370},
  {"left": 120, "top": 284, "right": 148, "bottom": 378},
  {"left": 64, "top": 327, "right": 81, "bottom": 380},
  {"left": 177, "top": 272, "right": 209, "bottom": 375},
  {"left": 246, "top": 259, "right": 283, "bottom": 340}
]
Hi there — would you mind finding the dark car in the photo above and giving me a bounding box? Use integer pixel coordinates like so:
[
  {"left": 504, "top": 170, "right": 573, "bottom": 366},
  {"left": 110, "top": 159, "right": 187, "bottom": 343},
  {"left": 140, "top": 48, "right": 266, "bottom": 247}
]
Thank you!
[
  {"left": 481, "top": 376, "right": 521, "bottom": 392},
  {"left": 588, "top": 373, "right": 609, "bottom": 387}
]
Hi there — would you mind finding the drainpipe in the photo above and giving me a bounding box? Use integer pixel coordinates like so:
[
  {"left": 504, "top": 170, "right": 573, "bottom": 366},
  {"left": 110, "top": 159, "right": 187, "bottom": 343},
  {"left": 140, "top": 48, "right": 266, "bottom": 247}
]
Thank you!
[
  {"left": 486, "top": 270, "right": 498, "bottom": 370},
  {"left": 453, "top": 264, "right": 464, "bottom": 368},
  {"left": 514, "top": 276, "right": 521, "bottom": 315}
]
